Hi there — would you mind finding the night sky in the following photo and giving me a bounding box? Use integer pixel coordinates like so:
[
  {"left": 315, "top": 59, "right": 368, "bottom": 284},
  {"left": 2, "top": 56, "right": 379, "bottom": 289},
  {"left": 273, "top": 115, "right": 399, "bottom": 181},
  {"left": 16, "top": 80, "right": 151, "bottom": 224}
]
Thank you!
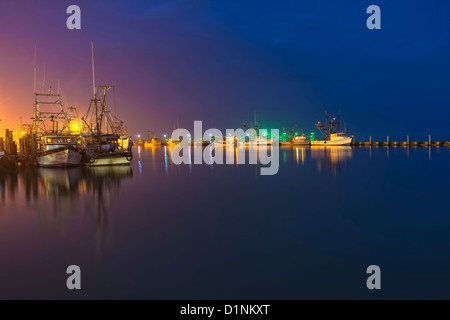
[{"left": 0, "top": 0, "right": 449, "bottom": 140}]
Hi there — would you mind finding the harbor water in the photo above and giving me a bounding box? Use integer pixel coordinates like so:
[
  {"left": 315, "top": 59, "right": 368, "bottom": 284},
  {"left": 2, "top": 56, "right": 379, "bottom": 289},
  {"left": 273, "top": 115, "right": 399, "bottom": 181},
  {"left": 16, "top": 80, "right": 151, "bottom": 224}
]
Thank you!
[{"left": 0, "top": 146, "right": 450, "bottom": 299}]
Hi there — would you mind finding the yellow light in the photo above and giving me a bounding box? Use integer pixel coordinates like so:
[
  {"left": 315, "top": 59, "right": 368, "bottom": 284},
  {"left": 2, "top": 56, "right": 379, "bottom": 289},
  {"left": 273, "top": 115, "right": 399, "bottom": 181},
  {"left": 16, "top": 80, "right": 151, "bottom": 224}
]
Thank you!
[
  {"left": 21, "top": 131, "right": 25, "bottom": 135},
  {"left": 70, "top": 122, "right": 80, "bottom": 131}
]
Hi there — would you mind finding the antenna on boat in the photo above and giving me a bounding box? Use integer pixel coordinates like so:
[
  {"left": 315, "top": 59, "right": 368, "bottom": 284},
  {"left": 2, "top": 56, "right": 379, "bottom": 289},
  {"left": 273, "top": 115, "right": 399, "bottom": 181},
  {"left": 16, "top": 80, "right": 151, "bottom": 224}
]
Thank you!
[
  {"left": 33, "top": 46, "right": 37, "bottom": 132},
  {"left": 91, "top": 41, "right": 96, "bottom": 99},
  {"left": 337, "top": 110, "right": 341, "bottom": 131},
  {"left": 43, "top": 64, "right": 46, "bottom": 89},
  {"left": 57, "top": 80, "right": 60, "bottom": 95},
  {"left": 33, "top": 46, "right": 36, "bottom": 94}
]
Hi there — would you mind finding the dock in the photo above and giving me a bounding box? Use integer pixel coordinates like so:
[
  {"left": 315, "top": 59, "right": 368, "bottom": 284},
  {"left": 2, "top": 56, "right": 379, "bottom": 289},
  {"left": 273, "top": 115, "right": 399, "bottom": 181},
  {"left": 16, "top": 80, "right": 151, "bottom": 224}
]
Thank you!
[
  {"left": 351, "top": 135, "right": 449, "bottom": 147},
  {"left": 0, "top": 129, "right": 36, "bottom": 168}
]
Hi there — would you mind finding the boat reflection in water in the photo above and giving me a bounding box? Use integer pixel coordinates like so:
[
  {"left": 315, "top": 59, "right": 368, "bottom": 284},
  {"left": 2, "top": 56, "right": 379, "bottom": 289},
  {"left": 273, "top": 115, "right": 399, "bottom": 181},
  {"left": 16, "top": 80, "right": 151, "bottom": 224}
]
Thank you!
[
  {"left": 310, "top": 146, "right": 353, "bottom": 174},
  {"left": 0, "top": 166, "right": 132, "bottom": 248}
]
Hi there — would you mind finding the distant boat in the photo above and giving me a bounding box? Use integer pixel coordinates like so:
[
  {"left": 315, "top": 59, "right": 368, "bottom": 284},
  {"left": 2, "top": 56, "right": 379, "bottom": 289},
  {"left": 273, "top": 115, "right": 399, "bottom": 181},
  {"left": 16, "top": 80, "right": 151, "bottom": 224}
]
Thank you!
[
  {"left": 145, "top": 137, "right": 162, "bottom": 147},
  {"left": 311, "top": 132, "right": 352, "bottom": 146},
  {"left": 241, "top": 112, "right": 275, "bottom": 146},
  {"left": 311, "top": 111, "right": 352, "bottom": 146},
  {"left": 213, "top": 136, "right": 235, "bottom": 146},
  {"left": 163, "top": 138, "right": 179, "bottom": 146},
  {"left": 281, "top": 127, "right": 310, "bottom": 146},
  {"left": 247, "top": 136, "right": 274, "bottom": 145},
  {"left": 292, "top": 134, "right": 310, "bottom": 145}
]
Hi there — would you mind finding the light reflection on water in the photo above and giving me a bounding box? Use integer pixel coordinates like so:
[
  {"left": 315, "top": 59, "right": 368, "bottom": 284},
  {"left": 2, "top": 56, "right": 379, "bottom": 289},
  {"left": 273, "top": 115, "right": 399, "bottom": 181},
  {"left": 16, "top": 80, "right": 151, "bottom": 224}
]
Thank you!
[
  {"left": 1, "top": 145, "right": 449, "bottom": 299},
  {"left": 1, "top": 166, "right": 132, "bottom": 206},
  {"left": 0, "top": 166, "right": 132, "bottom": 250}
]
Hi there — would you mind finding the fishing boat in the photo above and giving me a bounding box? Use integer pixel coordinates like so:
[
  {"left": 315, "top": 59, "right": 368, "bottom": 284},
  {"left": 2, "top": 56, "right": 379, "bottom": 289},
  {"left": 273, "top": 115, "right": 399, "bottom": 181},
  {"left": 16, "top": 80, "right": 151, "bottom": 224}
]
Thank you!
[
  {"left": 213, "top": 136, "right": 235, "bottom": 146},
  {"left": 32, "top": 89, "right": 83, "bottom": 168},
  {"left": 293, "top": 134, "right": 310, "bottom": 145},
  {"left": 82, "top": 132, "right": 132, "bottom": 166},
  {"left": 163, "top": 138, "right": 179, "bottom": 146},
  {"left": 37, "top": 134, "right": 83, "bottom": 167},
  {"left": 144, "top": 131, "right": 162, "bottom": 147},
  {"left": 247, "top": 136, "right": 274, "bottom": 145},
  {"left": 80, "top": 43, "right": 133, "bottom": 166},
  {"left": 281, "top": 127, "right": 310, "bottom": 145},
  {"left": 241, "top": 112, "right": 276, "bottom": 145},
  {"left": 311, "top": 111, "right": 352, "bottom": 146},
  {"left": 144, "top": 138, "right": 162, "bottom": 147}
]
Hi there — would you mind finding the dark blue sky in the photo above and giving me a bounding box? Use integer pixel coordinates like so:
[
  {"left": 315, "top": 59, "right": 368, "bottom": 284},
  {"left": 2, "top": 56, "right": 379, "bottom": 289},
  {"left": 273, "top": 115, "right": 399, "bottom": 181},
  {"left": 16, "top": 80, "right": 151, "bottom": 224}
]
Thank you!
[{"left": 1, "top": 0, "right": 449, "bottom": 140}]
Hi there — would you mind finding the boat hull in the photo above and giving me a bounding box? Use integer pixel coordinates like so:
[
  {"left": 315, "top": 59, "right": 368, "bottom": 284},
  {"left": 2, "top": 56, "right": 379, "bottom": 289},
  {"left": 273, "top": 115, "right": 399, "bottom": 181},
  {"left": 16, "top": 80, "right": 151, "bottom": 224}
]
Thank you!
[
  {"left": 85, "top": 152, "right": 132, "bottom": 166},
  {"left": 311, "top": 137, "right": 352, "bottom": 146},
  {"left": 37, "top": 148, "right": 83, "bottom": 168},
  {"left": 292, "top": 140, "right": 310, "bottom": 145}
]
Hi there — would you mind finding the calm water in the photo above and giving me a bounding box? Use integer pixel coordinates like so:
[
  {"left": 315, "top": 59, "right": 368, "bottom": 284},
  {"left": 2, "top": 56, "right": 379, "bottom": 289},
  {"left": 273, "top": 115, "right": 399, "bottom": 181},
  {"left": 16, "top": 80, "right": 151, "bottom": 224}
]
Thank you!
[{"left": 1, "top": 145, "right": 450, "bottom": 299}]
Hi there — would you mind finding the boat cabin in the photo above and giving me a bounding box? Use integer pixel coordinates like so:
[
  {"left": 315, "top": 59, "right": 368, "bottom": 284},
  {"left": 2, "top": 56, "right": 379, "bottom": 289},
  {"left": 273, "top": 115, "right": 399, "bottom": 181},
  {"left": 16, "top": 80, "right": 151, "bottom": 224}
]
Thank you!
[{"left": 38, "top": 135, "right": 79, "bottom": 151}]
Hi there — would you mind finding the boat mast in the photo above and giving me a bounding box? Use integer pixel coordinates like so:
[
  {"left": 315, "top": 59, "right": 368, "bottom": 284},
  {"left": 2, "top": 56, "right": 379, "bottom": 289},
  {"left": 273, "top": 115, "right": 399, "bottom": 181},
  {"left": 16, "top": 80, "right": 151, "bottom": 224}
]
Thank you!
[
  {"left": 33, "top": 46, "right": 37, "bottom": 133},
  {"left": 337, "top": 110, "right": 341, "bottom": 132},
  {"left": 91, "top": 41, "right": 100, "bottom": 138},
  {"left": 91, "top": 42, "right": 96, "bottom": 99}
]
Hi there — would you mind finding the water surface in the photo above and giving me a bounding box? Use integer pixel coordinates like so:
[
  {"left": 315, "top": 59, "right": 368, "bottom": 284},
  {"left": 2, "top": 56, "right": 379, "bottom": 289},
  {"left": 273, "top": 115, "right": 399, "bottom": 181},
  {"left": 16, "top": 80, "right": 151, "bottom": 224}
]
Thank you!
[{"left": 0, "top": 146, "right": 449, "bottom": 299}]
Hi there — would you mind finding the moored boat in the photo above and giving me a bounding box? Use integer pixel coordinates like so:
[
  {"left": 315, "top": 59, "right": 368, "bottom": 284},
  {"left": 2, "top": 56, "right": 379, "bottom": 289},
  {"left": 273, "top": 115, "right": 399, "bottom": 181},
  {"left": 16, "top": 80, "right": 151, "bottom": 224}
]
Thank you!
[
  {"left": 36, "top": 135, "right": 83, "bottom": 167},
  {"left": 85, "top": 150, "right": 132, "bottom": 166},
  {"left": 310, "top": 132, "right": 352, "bottom": 146},
  {"left": 80, "top": 43, "right": 133, "bottom": 166},
  {"left": 311, "top": 111, "right": 352, "bottom": 146},
  {"left": 32, "top": 87, "right": 83, "bottom": 168},
  {"left": 82, "top": 133, "right": 132, "bottom": 167},
  {"left": 292, "top": 134, "right": 310, "bottom": 145}
]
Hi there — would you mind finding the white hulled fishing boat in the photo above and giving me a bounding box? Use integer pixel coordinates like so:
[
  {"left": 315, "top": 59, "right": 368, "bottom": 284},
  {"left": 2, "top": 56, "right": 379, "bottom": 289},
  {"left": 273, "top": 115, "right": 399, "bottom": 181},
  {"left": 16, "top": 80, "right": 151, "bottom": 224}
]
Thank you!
[
  {"left": 33, "top": 89, "right": 83, "bottom": 168},
  {"left": 282, "top": 127, "right": 311, "bottom": 145},
  {"left": 37, "top": 134, "right": 82, "bottom": 167},
  {"left": 241, "top": 112, "right": 276, "bottom": 146},
  {"left": 293, "top": 134, "right": 310, "bottom": 145},
  {"left": 311, "top": 111, "right": 352, "bottom": 146}
]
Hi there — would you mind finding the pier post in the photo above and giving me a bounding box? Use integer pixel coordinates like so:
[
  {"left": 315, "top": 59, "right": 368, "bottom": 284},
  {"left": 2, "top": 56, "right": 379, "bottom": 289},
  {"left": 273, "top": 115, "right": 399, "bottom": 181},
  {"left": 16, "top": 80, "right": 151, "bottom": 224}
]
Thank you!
[
  {"left": 387, "top": 136, "right": 389, "bottom": 145},
  {"left": 407, "top": 135, "right": 409, "bottom": 147},
  {"left": 429, "top": 134, "right": 431, "bottom": 146},
  {"left": 5, "top": 129, "right": 11, "bottom": 154},
  {"left": 369, "top": 136, "right": 372, "bottom": 145}
]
